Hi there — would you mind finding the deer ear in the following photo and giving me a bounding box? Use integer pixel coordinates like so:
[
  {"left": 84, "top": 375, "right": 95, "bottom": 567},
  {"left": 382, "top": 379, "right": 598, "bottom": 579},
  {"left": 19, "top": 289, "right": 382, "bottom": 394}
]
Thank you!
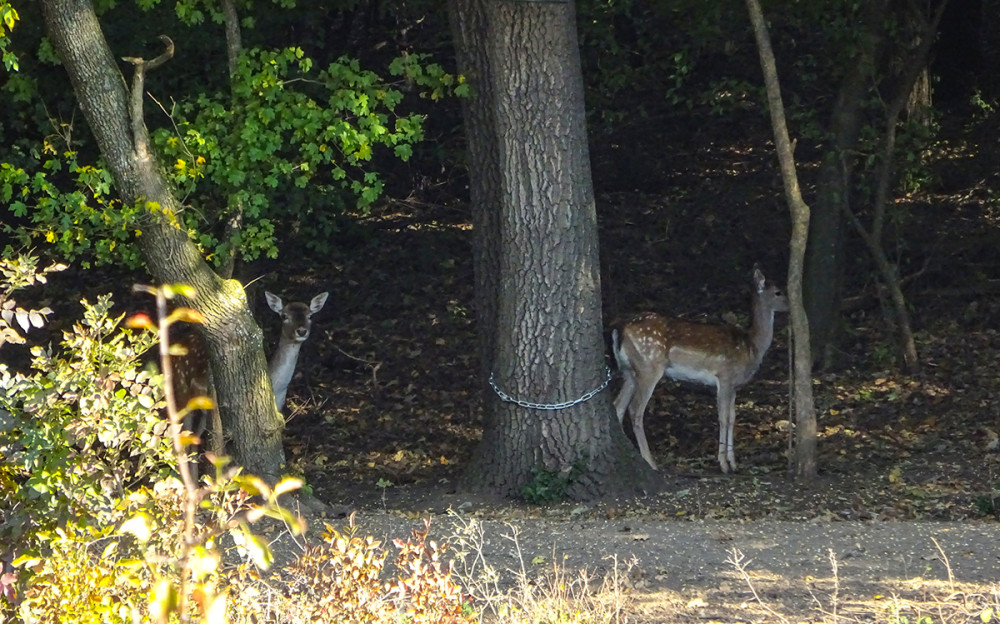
[
  {"left": 311, "top": 292, "right": 330, "bottom": 313},
  {"left": 265, "top": 291, "right": 283, "bottom": 314},
  {"left": 753, "top": 267, "right": 765, "bottom": 292}
]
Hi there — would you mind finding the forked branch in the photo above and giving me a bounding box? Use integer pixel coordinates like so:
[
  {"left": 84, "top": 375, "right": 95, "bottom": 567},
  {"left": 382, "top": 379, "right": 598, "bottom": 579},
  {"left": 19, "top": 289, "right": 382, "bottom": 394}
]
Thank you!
[{"left": 122, "top": 35, "right": 174, "bottom": 160}]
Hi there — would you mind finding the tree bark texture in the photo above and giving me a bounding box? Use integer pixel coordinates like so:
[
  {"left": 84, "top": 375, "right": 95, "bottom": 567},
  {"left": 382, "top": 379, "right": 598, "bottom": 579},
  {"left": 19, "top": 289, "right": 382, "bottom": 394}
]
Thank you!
[
  {"left": 450, "top": 0, "right": 656, "bottom": 500},
  {"left": 448, "top": 0, "right": 501, "bottom": 391},
  {"left": 216, "top": 0, "right": 245, "bottom": 279},
  {"left": 40, "top": 0, "right": 285, "bottom": 481},
  {"left": 745, "top": 0, "right": 817, "bottom": 480}
]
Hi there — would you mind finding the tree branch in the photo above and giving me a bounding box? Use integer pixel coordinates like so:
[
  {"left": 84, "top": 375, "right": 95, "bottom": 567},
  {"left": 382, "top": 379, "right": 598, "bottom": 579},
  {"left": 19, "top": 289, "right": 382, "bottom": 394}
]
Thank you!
[{"left": 121, "top": 35, "right": 174, "bottom": 160}]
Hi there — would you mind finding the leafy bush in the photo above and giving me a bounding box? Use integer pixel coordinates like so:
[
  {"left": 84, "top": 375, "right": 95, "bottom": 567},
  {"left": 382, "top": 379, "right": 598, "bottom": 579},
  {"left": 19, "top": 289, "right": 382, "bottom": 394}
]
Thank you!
[
  {"left": 0, "top": 271, "right": 301, "bottom": 623},
  {"left": 241, "top": 517, "right": 472, "bottom": 624},
  {"left": 0, "top": 253, "right": 62, "bottom": 347},
  {"left": 281, "top": 520, "right": 391, "bottom": 623},
  {"left": 0, "top": 292, "right": 170, "bottom": 543}
]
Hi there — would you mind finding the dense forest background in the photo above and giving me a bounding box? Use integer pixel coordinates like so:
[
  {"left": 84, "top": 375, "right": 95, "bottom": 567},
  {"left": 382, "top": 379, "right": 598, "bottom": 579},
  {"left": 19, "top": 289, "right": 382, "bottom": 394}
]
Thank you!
[
  {"left": 3, "top": 0, "right": 1000, "bottom": 621},
  {"left": 3, "top": 0, "right": 1000, "bottom": 520}
]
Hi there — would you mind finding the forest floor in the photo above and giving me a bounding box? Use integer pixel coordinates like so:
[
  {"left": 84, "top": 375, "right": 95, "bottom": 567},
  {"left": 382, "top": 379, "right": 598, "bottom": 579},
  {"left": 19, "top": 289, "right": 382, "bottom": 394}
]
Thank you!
[{"left": 10, "top": 110, "right": 1000, "bottom": 621}]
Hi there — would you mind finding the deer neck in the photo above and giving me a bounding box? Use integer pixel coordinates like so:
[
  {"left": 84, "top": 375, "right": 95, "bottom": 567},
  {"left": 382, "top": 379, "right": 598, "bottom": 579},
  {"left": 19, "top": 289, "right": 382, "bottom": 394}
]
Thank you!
[
  {"left": 747, "top": 295, "right": 777, "bottom": 366},
  {"left": 268, "top": 338, "right": 303, "bottom": 394}
]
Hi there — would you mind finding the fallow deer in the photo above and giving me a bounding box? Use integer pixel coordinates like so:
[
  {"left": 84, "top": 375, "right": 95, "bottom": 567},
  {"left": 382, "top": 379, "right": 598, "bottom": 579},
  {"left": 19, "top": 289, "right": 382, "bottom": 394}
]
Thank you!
[
  {"left": 612, "top": 267, "right": 788, "bottom": 473},
  {"left": 264, "top": 291, "right": 329, "bottom": 412},
  {"left": 169, "top": 290, "right": 328, "bottom": 474}
]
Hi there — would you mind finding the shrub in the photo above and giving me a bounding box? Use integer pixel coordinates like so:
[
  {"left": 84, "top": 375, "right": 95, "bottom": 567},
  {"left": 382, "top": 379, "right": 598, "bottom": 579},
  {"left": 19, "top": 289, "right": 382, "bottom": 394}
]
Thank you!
[{"left": 0, "top": 272, "right": 301, "bottom": 624}]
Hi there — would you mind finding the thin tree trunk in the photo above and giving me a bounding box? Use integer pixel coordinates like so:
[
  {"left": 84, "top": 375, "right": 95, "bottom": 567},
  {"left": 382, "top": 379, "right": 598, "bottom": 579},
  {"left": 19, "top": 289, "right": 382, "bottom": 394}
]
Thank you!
[
  {"left": 843, "top": 0, "right": 947, "bottom": 374},
  {"left": 216, "top": 0, "right": 245, "bottom": 280},
  {"left": 220, "top": 0, "right": 242, "bottom": 82},
  {"left": 805, "top": 0, "right": 889, "bottom": 369},
  {"left": 745, "top": 0, "right": 817, "bottom": 481},
  {"left": 40, "top": 0, "right": 285, "bottom": 482}
]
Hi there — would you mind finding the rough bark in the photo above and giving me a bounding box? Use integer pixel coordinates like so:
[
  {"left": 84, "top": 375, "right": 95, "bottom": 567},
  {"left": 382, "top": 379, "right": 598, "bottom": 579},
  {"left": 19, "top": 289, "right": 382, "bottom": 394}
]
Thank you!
[
  {"left": 450, "top": 0, "right": 657, "bottom": 500},
  {"left": 220, "top": 0, "right": 243, "bottom": 82},
  {"left": 745, "top": 0, "right": 817, "bottom": 480},
  {"left": 40, "top": 0, "right": 285, "bottom": 482},
  {"left": 216, "top": 0, "right": 245, "bottom": 279},
  {"left": 447, "top": 0, "right": 501, "bottom": 392}
]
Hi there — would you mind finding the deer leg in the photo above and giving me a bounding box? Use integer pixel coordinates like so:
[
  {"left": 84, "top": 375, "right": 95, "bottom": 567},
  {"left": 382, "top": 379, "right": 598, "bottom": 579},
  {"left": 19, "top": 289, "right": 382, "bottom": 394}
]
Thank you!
[
  {"left": 724, "top": 389, "right": 737, "bottom": 471},
  {"left": 613, "top": 367, "right": 636, "bottom": 425},
  {"left": 628, "top": 371, "right": 661, "bottom": 470},
  {"left": 715, "top": 383, "right": 737, "bottom": 473}
]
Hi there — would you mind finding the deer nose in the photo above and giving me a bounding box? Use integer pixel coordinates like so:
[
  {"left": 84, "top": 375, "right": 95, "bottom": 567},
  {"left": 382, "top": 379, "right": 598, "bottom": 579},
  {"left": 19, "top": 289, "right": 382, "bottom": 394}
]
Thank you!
[{"left": 295, "top": 327, "right": 310, "bottom": 339}]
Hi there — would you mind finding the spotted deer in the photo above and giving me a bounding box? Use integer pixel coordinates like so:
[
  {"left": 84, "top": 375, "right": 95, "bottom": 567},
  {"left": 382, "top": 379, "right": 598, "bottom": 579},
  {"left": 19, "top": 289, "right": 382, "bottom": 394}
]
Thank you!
[
  {"left": 265, "top": 291, "right": 329, "bottom": 412},
  {"left": 612, "top": 267, "right": 789, "bottom": 473}
]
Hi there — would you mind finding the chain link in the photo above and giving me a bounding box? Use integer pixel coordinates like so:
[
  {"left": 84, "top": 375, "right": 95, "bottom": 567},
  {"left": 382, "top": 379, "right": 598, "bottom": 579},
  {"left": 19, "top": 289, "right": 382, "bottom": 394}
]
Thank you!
[{"left": 488, "top": 367, "right": 613, "bottom": 410}]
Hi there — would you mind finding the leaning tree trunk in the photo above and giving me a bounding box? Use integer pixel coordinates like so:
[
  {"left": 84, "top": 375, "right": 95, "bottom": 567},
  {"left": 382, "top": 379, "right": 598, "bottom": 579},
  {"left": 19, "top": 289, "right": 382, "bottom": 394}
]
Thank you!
[
  {"left": 450, "top": 0, "right": 656, "bottom": 499},
  {"left": 745, "top": 0, "right": 817, "bottom": 480},
  {"left": 41, "top": 0, "right": 285, "bottom": 482}
]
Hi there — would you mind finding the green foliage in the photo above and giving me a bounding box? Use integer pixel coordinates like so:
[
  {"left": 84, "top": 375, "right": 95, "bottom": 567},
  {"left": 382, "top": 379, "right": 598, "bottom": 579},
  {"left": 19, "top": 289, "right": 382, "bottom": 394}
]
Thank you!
[
  {"left": 895, "top": 116, "right": 940, "bottom": 195},
  {"left": 0, "top": 267, "right": 471, "bottom": 623},
  {"left": 151, "top": 47, "right": 459, "bottom": 260},
  {"left": 11, "top": 523, "right": 147, "bottom": 623},
  {"left": 390, "top": 52, "right": 471, "bottom": 102},
  {"left": 9, "top": 469, "right": 300, "bottom": 623},
  {"left": 970, "top": 90, "right": 996, "bottom": 118},
  {"left": 0, "top": 1, "right": 18, "bottom": 71},
  {"left": 0, "top": 270, "right": 305, "bottom": 623},
  {"left": 1, "top": 147, "right": 144, "bottom": 269},
  {"left": 520, "top": 464, "right": 583, "bottom": 505},
  {"left": 0, "top": 292, "right": 171, "bottom": 543},
  {"left": 868, "top": 340, "right": 897, "bottom": 371},
  {"left": 576, "top": 0, "right": 749, "bottom": 130},
  {"left": 3, "top": 3, "right": 461, "bottom": 268},
  {"left": 973, "top": 479, "right": 1000, "bottom": 519},
  {"left": 0, "top": 253, "right": 63, "bottom": 347}
]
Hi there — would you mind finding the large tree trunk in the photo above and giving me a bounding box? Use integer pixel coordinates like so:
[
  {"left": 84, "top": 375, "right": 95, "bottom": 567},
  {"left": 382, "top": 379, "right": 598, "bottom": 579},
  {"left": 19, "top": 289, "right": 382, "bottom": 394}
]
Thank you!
[
  {"left": 804, "top": 0, "right": 889, "bottom": 370},
  {"left": 40, "top": 0, "right": 285, "bottom": 482},
  {"left": 450, "top": 0, "right": 656, "bottom": 500},
  {"left": 745, "top": 0, "right": 817, "bottom": 480}
]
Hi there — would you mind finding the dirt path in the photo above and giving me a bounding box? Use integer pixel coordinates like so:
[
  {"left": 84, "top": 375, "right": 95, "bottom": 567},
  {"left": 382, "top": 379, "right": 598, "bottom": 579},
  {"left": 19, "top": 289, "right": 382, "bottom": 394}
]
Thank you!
[{"left": 294, "top": 507, "right": 1000, "bottom": 622}]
